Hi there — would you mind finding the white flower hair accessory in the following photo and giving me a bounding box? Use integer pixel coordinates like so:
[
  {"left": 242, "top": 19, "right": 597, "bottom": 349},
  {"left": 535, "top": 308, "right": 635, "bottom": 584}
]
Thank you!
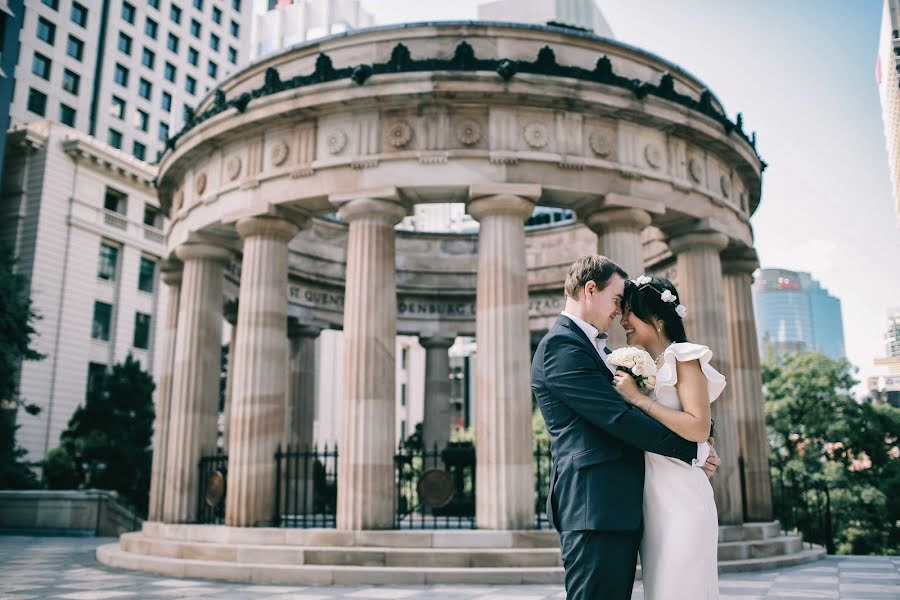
[
  {"left": 675, "top": 304, "right": 687, "bottom": 318},
  {"left": 660, "top": 289, "right": 676, "bottom": 303},
  {"left": 632, "top": 275, "right": 652, "bottom": 286}
]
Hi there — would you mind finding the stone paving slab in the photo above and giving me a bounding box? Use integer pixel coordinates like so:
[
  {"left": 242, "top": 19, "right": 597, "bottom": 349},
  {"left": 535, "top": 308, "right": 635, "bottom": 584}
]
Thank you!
[{"left": 1, "top": 537, "right": 898, "bottom": 599}]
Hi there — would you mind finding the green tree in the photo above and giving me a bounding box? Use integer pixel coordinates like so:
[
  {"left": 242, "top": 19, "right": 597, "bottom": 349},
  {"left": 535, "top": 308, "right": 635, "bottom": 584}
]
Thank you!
[
  {"left": 44, "top": 354, "right": 156, "bottom": 514},
  {"left": 0, "top": 246, "right": 45, "bottom": 489},
  {"left": 763, "top": 352, "right": 900, "bottom": 554}
]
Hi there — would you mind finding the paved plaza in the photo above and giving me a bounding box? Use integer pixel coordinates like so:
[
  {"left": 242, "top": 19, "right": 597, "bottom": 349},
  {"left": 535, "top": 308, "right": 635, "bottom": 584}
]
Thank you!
[{"left": 1, "top": 537, "right": 898, "bottom": 600}]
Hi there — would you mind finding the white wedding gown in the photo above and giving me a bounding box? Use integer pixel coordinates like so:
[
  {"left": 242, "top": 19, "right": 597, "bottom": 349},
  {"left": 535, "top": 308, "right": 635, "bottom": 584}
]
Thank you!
[{"left": 640, "top": 342, "right": 725, "bottom": 600}]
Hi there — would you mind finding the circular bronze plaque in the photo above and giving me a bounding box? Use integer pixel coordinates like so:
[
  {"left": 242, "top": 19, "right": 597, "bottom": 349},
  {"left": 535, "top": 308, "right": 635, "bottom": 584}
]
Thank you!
[
  {"left": 417, "top": 469, "right": 455, "bottom": 508},
  {"left": 205, "top": 471, "right": 225, "bottom": 507}
]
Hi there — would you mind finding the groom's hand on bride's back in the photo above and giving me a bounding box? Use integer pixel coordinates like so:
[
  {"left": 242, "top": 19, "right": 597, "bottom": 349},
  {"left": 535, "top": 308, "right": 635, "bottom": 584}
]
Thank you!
[{"left": 701, "top": 438, "right": 720, "bottom": 479}]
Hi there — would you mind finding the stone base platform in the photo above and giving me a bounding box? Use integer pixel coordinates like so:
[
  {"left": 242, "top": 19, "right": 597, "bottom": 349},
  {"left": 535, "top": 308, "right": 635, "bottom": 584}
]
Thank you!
[{"left": 96, "top": 521, "right": 825, "bottom": 585}]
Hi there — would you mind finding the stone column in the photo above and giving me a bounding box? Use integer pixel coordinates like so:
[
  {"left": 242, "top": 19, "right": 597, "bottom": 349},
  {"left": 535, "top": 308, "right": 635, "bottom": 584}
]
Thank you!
[
  {"left": 468, "top": 184, "right": 538, "bottom": 530},
  {"left": 162, "top": 243, "right": 230, "bottom": 523},
  {"left": 668, "top": 231, "right": 742, "bottom": 525},
  {"left": 723, "top": 249, "right": 773, "bottom": 521},
  {"left": 286, "top": 319, "right": 323, "bottom": 450},
  {"left": 419, "top": 333, "right": 455, "bottom": 452},
  {"left": 225, "top": 216, "right": 301, "bottom": 527},
  {"left": 333, "top": 195, "right": 407, "bottom": 530},
  {"left": 147, "top": 260, "right": 182, "bottom": 522},
  {"left": 584, "top": 208, "right": 651, "bottom": 349}
]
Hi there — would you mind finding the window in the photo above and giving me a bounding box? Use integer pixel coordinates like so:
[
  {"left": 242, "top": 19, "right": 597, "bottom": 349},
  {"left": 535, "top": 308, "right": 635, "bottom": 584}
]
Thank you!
[
  {"left": 121, "top": 1, "right": 135, "bottom": 24},
  {"left": 133, "top": 313, "right": 151, "bottom": 349},
  {"left": 135, "top": 109, "right": 149, "bottom": 132},
  {"left": 227, "top": 46, "right": 237, "bottom": 65},
  {"left": 141, "top": 47, "right": 155, "bottom": 69},
  {"left": 159, "top": 122, "right": 169, "bottom": 142},
  {"left": 161, "top": 91, "right": 172, "bottom": 112},
  {"left": 27, "top": 89, "right": 47, "bottom": 116},
  {"left": 70, "top": 2, "right": 88, "bottom": 27},
  {"left": 145, "top": 17, "right": 158, "bottom": 39},
  {"left": 86, "top": 363, "right": 106, "bottom": 401},
  {"left": 32, "top": 53, "right": 51, "bottom": 80},
  {"left": 400, "top": 383, "right": 407, "bottom": 406},
  {"left": 62, "top": 69, "right": 80, "bottom": 95},
  {"left": 187, "top": 47, "right": 199, "bottom": 65},
  {"left": 400, "top": 420, "right": 406, "bottom": 441},
  {"left": 67, "top": 35, "right": 84, "bottom": 60},
  {"left": 97, "top": 242, "right": 118, "bottom": 280},
  {"left": 401, "top": 347, "right": 408, "bottom": 369},
  {"left": 41, "top": 0, "right": 59, "bottom": 10},
  {"left": 108, "top": 128, "right": 123, "bottom": 149},
  {"left": 167, "top": 33, "right": 179, "bottom": 53},
  {"left": 232, "top": 0, "right": 241, "bottom": 10},
  {"left": 190, "top": 19, "right": 201, "bottom": 37},
  {"left": 133, "top": 141, "right": 146, "bottom": 161},
  {"left": 185, "top": 75, "right": 196, "bottom": 95},
  {"left": 143, "top": 205, "right": 161, "bottom": 227},
  {"left": 138, "top": 257, "right": 156, "bottom": 292},
  {"left": 104, "top": 187, "right": 127, "bottom": 213},
  {"left": 114, "top": 63, "right": 129, "bottom": 87},
  {"left": 60, "top": 104, "right": 76, "bottom": 126},
  {"left": 118, "top": 32, "right": 132, "bottom": 55},
  {"left": 212, "top": 6, "right": 221, "bottom": 23},
  {"left": 209, "top": 33, "right": 219, "bottom": 51},
  {"left": 91, "top": 302, "right": 113, "bottom": 341},
  {"left": 230, "top": 20, "right": 239, "bottom": 37},
  {"left": 193, "top": 0, "right": 203, "bottom": 9},
  {"left": 138, "top": 78, "right": 152, "bottom": 100},
  {"left": 170, "top": 5, "right": 182, "bottom": 24},
  {"left": 37, "top": 17, "right": 55, "bottom": 45},
  {"left": 207, "top": 60, "right": 217, "bottom": 78},
  {"left": 149, "top": 0, "right": 159, "bottom": 8},
  {"left": 164, "top": 62, "right": 176, "bottom": 82},
  {"left": 110, "top": 96, "right": 125, "bottom": 119}
]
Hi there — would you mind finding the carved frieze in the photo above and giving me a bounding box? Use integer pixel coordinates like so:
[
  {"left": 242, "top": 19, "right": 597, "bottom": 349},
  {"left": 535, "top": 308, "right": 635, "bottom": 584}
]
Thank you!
[
  {"left": 271, "top": 140, "right": 289, "bottom": 166},
  {"left": 688, "top": 157, "right": 704, "bottom": 183},
  {"left": 523, "top": 121, "right": 550, "bottom": 149},
  {"left": 456, "top": 119, "right": 482, "bottom": 146},
  {"left": 589, "top": 131, "right": 613, "bottom": 157},
  {"left": 644, "top": 144, "right": 663, "bottom": 169},
  {"left": 387, "top": 120, "right": 413, "bottom": 149},
  {"left": 326, "top": 129, "right": 348, "bottom": 155},
  {"left": 225, "top": 156, "right": 242, "bottom": 180}
]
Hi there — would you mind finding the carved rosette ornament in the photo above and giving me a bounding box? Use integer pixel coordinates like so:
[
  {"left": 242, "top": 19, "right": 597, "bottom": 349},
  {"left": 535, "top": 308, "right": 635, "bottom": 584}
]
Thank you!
[
  {"left": 225, "top": 156, "right": 242, "bottom": 181},
  {"left": 456, "top": 119, "right": 482, "bottom": 146},
  {"left": 523, "top": 122, "right": 550, "bottom": 149},
  {"left": 173, "top": 189, "right": 184, "bottom": 211},
  {"left": 589, "top": 131, "right": 612, "bottom": 157},
  {"left": 387, "top": 120, "right": 413, "bottom": 149},
  {"left": 195, "top": 172, "right": 207, "bottom": 195},
  {"left": 644, "top": 144, "right": 663, "bottom": 169},
  {"left": 271, "top": 140, "right": 289, "bottom": 166},
  {"left": 720, "top": 174, "right": 732, "bottom": 198},
  {"left": 688, "top": 157, "right": 703, "bottom": 183},
  {"left": 327, "top": 129, "right": 348, "bottom": 155}
]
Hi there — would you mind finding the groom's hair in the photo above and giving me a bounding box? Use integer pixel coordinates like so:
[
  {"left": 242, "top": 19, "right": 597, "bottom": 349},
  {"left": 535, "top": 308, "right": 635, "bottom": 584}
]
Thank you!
[{"left": 564, "top": 255, "right": 628, "bottom": 299}]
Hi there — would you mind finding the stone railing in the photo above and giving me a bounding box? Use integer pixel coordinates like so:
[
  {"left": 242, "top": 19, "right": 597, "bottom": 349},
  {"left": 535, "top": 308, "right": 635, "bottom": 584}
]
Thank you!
[{"left": 0, "top": 489, "right": 143, "bottom": 537}]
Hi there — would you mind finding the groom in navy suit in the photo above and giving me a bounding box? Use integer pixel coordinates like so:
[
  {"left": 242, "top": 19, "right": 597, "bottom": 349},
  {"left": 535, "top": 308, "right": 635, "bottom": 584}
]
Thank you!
[{"left": 531, "top": 255, "right": 719, "bottom": 600}]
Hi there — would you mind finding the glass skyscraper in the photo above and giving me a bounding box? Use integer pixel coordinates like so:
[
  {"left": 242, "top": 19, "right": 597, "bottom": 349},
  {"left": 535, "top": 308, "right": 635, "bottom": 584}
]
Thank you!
[{"left": 752, "top": 268, "right": 846, "bottom": 360}]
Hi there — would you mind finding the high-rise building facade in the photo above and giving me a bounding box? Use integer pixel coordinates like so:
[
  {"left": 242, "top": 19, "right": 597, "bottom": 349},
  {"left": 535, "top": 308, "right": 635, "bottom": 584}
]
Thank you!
[
  {"left": 1, "top": 120, "right": 169, "bottom": 463},
  {"left": 877, "top": 0, "right": 900, "bottom": 225},
  {"left": 0, "top": 1, "right": 25, "bottom": 181},
  {"left": 477, "top": 0, "right": 613, "bottom": 37},
  {"left": 868, "top": 307, "right": 900, "bottom": 407},
  {"left": 885, "top": 306, "right": 900, "bottom": 357},
  {"left": 9, "top": 0, "right": 254, "bottom": 164},
  {"left": 752, "top": 268, "right": 846, "bottom": 360}
]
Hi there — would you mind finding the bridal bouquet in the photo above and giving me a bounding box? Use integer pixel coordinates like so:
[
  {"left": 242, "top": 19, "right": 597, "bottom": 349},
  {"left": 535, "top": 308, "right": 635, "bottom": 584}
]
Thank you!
[{"left": 607, "top": 347, "right": 657, "bottom": 393}]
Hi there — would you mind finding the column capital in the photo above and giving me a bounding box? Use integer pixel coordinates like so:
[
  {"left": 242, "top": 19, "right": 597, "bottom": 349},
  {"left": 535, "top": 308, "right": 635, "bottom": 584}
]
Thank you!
[
  {"left": 160, "top": 259, "right": 183, "bottom": 286},
  {"left": 419, "top": 332, "right": 456, "bottom": 349},
  {"left": 469, "top": 183, "right": 542, "bottom": 202},
  {"left": 334, "top": 196, "right": 407, "bottom": 226},
  {"left": 583, "top": 207, "right": 652, "bottom": 234},
  {"left": 174, "top": 242, "right": 232, "bottom": 263},
  {"left": 287, "top": 317, "right": 326, "bottom": 339},
  {"left": 467, "top": 189, "right": 536, "bottom": 222},
  {"left": 721, "top": 247, "right": 760, "bottom": 275},
  {"left": 236, "top": 215, "right": 301, "bottom": 242},
  {"left": 667, "top": 231, "right": 729, "bottom": 255}
]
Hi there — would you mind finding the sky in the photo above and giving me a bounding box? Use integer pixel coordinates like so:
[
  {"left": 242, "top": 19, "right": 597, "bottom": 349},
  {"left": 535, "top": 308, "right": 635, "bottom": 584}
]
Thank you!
[{"left": 356, "top": 0, "right": 900, "bottom": 396}]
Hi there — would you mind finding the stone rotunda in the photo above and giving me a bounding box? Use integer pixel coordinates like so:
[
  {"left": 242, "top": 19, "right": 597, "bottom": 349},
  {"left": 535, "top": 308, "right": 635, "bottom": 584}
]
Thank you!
[{"left": 98, "top": 21, "right": 824, "bottom": 584}]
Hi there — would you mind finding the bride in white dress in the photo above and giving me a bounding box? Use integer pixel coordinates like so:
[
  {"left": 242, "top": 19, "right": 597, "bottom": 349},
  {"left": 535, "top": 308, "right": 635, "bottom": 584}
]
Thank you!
[{"left": 612, "top": 275, "right": 725, "bottom": 600}]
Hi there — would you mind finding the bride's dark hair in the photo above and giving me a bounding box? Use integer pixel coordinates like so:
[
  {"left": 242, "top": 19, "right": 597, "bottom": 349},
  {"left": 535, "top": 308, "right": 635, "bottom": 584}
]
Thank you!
[{"left": 622, "top": 276, "right": 689, "bottom": 344}]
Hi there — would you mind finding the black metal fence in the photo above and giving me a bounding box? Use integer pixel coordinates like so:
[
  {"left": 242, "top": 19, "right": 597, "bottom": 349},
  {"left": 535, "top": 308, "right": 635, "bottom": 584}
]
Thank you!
[
  {"left": 534, "top": 439, "right": 553, "bottom": 529},
  {"left": 273, "top": 444, "right": 338, "bottom": 528},
  {"left": 771, "top": 463, "right": 835, "bottom": 553},
  {"left": 394, "top": 442, "right": 476, "bottom": 529},
  {"left": 197, "top": 450, "right": 228, "bottom": 524}
]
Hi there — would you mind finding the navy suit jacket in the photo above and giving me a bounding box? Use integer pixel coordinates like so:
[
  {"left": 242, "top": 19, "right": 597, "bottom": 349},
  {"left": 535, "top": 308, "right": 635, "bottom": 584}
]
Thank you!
[{"left": 531, "top": 315, "right": 698, "bottom": 532}]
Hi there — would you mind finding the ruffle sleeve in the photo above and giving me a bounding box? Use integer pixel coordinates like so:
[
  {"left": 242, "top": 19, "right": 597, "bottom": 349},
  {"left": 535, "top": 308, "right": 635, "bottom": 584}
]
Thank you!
[{"left": 655, "top": 342, "right": 726, "bottom": 403}]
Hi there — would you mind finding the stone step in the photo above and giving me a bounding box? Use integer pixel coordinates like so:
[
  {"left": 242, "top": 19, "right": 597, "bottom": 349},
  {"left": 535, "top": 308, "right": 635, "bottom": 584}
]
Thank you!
[
  {"left": 716, "top": 535, "right": 804, "bottom": 561},
  {"left": 97, "top": 541, "right": 826, "bottom": 585},
  {"left": 718, "top": 521, "right": 782, "bottom": 542}
]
